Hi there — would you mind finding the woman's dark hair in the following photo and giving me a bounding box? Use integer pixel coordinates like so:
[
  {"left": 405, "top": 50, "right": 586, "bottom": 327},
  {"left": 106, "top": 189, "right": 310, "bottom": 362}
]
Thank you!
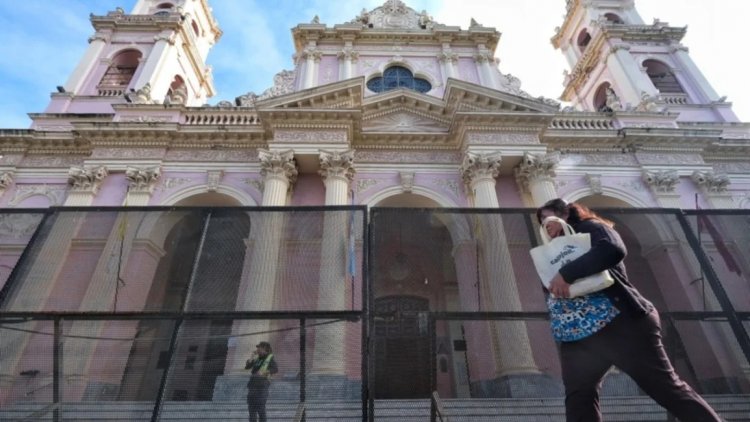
[{"left": 536, "top": 198, "right": 614, "bottom": 227}]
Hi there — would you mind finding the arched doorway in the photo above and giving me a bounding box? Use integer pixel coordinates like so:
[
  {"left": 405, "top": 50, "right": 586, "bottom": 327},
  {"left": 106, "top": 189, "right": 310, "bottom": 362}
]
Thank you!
[{"left": 119, "top": 194, "right": 251, "bottom": 401}]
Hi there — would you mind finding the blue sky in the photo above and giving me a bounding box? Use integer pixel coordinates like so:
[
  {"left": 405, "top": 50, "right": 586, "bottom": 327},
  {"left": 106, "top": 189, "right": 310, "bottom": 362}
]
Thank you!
[{"left": 1, "top": 1, "right": 748, "bottom": 128}]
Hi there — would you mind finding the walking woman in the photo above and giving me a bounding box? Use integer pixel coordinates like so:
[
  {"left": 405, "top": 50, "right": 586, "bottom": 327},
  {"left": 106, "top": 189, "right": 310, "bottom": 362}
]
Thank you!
[{"left": 536, "top": 198, "right": 722, "bottom": 422}]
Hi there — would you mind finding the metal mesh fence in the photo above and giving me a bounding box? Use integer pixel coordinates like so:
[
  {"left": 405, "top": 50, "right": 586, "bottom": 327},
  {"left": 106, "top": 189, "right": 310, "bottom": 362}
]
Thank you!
[{"left": 0, "top": 206, "right": 748, "bottom": 421}]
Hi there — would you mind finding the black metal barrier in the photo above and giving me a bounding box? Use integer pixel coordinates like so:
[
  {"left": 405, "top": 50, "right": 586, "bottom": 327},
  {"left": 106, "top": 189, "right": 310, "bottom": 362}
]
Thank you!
[{"left": 0, "top": 207, "right": 748, "bottom": 421}]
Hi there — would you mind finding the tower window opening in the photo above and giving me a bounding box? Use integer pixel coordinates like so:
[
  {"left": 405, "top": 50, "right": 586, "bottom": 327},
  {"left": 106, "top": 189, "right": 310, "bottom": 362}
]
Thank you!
[
  {"left": 604, "top": 13, "right": 624, "bottom": 24},
  {"left": 99, "top": 50, "right": 142, "bottom": 88},
  {"left": 577, "top": 29, "right": 592, "bottom": 53},
  {"left": 643, "top": 60, "right": 684, "bottom": 94},
  {"left": 367, "top": 66, "right": 432, "bottom": 94},
  {"left": 191, "top": 20, "right": 200, "bottom": 37},
  {"left": 593, "top": 82, "right": 614, "bottom": 112},
  {"left": 167, "top": 75, "right": 188, "bottom": 105},
  {"left": 156, "top": 3, "right": 174, "bottom": 9}
]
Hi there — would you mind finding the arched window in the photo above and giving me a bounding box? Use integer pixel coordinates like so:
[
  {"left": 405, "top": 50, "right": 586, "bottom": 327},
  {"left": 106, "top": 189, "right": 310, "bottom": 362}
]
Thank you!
[
  {"left": 577, "top": 29, "right": 592, "bottom": 53},
  {"left": 604, "top": 13, "right": 624, "bottom": 24},
  {"left": 154, "top": 3, "right": 173, "bottom": 16},
  {"left": 643, "top": 60, "right": 684, "bottom": 93},
  {"left": 191, "top": 20, "right": 200, "bottom": 37},
  {"left": 366, "top": 66, "right": 432, "bottom": 94},
  {"left": 99, "top": 50, "right": 142, "bottom": 88},
  {"left": 593, "top": 82, "right": 613, "bottom": 112}
]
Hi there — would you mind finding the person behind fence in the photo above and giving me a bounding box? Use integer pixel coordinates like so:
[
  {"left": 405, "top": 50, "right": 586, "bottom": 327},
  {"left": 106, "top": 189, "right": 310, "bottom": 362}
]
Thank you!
[
  {"left": 245, "top": 341, "right": 278, "bottom": 422},
  {"left": 535, "top": 199, "right": 722, "bottom": 422}
]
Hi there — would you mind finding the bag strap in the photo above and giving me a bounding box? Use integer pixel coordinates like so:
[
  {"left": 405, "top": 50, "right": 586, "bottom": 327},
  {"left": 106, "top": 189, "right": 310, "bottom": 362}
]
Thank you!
[{"left": 539, "top": 216, "right": 576, "bottom": 244}]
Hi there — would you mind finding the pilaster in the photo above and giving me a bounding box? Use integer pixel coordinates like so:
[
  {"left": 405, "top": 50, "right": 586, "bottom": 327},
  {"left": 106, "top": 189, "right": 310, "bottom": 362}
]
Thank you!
[
  {"left": 125, "top": 166, "right": 161, "bottom": 206},
  {"left": 643, "top": 169, "right": 681, "bottom": 208},
  {"left": 66, "top": 166, "right": 108, "bottom": 206},
  {"left": 692, "top": 171, "right": 733, "bottom": 208}
]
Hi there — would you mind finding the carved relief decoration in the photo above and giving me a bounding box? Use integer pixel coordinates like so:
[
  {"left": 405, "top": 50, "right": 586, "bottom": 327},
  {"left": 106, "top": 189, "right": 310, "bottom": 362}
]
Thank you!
[
  {"left": 126, "top": 166, "right": 161, "bottom": 194},
  {"left": 68, "top": 166, "right": 108, "bottom": 194},
  {"left": 0, "top": 213, "right": 43, "bottom": 238},
  {"left": 467, "top": 132, "right": 539, "bottom": 145},
  {"left": 692, "top": 170, "right": 730, "bottom": 193},
  {"left": 242, "top": 178, "right": 264, "bottom": 193},
  {"left": 319, "top": 150, "right": 356, "bottom": 182},
  {"left": 162, "top": 177, "right": 192, "bottom": 190},
  {"left": 514, "top": 152, "right": 559, "bottom": 191},
  {"left": 399, "top": 171, "right": 414, "bottom": 193},
  {"left": 207, "top": 170, "right": 224, "bottom": 192},
  {"left": 586, "top": 173, "right": 603, "bottom": 195},
  {"left": 460, "top": 151, "right": 502, "bottom": 186},
  {"left": 9, "top": 185, "right": 66, "bottom": 206},
  {"left": 364, "top": 112, "right": 446, "bottom": 133},
  {"left": 356, "top": 151, "right": 461, "bottom": 164},
  {"left": 433, "top": 179, "right": 460, "bottom": 197},
  {"left": 275, "top": 130, "right": 348, "bottom": 143},
  {"left": 235, "top": 69, "right": 296, "bottom": 103},
  {"left": 259, "top": 149, "right": 298, "bottom": 186},
  {"left": 636, "top": 153, "right": 703, "bottom": 165},
  {"left": 642, "top": 169, "right": 679, "bottom": 193},
  {"left": 0, "top": 172, "right": 14, "bottom": 196},
  {"left": 350, "top": 0, "right": 437, "bottom": 30},
  {"left": 355, "top": 178, "right": 379, "bottom": 193}
]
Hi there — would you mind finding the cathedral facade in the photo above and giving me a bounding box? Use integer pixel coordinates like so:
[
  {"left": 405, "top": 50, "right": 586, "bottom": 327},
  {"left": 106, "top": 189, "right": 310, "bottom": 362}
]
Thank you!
[{"left": 0, "top": 0, "right": 748, "bottom": 415}]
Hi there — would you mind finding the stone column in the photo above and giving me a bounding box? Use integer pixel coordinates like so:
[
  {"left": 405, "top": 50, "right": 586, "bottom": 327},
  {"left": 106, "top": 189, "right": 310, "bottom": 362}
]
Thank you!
[
  {"left": 64, "top": 34, "right": 108, "bottom": 94},
  {"left": 439, "top": 48, "right": 458, "bottom": 85},
  {"left": 460, "top": 152, "right": 540, "bottom": 395},
  {"left": 124, "top": 166, "right": 161, "bottom": 206},
  {"left": 302, "top": 46, "right": 322, "bottom": 89},
  {"left": 65, "top": 166, "right": 108, "bottom": 206},
  {"left": 132, "top": 33, "right": 175, "bottom": 95},
  {"left": 473, "top": 50, "right": 496, "bottom": 90},
  {"left": 337, "top": 47, "right": 359, "bottom": 81},
  {"left": 514, "top": 152, "right": 560, "bottom": 206},
  {"left": 0, "top": 166, "right": 105, "bottom": 389},
  {"left": 312, "top": 150, "right": 355, "bottom": 375},
  {"left": 228, "top": 150, "right": 297, "bottom": 373}
]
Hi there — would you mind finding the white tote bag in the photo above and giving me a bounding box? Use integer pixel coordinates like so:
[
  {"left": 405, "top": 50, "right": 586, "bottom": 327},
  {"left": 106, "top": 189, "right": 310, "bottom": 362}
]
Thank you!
[{"left": 529, "top": 216, "right": 615, "bottom": 298}]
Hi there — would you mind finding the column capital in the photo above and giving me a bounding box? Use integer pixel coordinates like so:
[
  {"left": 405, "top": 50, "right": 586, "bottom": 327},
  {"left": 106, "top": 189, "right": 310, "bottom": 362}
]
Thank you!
[
  {"left": 461, "top": 151, "right": 502, "bottom": 187},
  {"left": 337, "top": 48, "right": 359, "bottom": 62},
  {"left": 642, "top": 169, "right": 679, "bottom": 193},
  {"left": 303, "top": 47, "right": 323, "bottom": 62},
  {"left": 126, "top": 166, "right": 161, "bottom": 194},
  {"left": 68, "top": 165, "right": 108, "bottom": 194},
  {"left": 473, "top": 52, "right": 492, "bottom": 64},
  {"left": 514, "top": 152, "right": 559, "bottom": 192},
  {"left": 692, "top": 170, "right": 729, "bottom": 194},
  {"left": 438, "top": 51, "right": 458, "bottom": 64},
  {"left": 0, "top": 171, "right": 14, "bottom": 197},
  {"left": 318, "top": 149, "right": 356, "bottom": 183},
  {"left": 259, "top": 149, "right": 298, "bottom": 187}
]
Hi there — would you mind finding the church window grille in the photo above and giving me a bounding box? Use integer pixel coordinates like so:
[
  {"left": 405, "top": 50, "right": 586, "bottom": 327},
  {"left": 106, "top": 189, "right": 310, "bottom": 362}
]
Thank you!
[{"left": 367, "top": 66, "right": 431, "bottom": 94}]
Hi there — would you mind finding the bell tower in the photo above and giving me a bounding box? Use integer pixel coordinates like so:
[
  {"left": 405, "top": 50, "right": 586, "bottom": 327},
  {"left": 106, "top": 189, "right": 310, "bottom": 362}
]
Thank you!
[
  {"left": 552, "top": 0, "right": 738, "bottom": 122},
  {"left": 40, "top": 0, "right": 221, "bottom": 120}
]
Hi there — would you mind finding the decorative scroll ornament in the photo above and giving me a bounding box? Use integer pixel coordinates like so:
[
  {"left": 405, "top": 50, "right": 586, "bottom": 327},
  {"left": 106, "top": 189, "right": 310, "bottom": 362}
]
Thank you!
[
  {"left": 642, "top": 169, "right": 679, "bottom": 193},
  {"left": 234, "top": 69, "right": 296, "bottom": 104},
  {"left": 514, "top": 152, "right": 559, "bottom": 191},
  {"left": 126, "top": 166, "right": 161, "bottom": 194},
  {"left": 351, "top": 0, "right": 438, "bottom": 30},
  {"left": 319, "top": 150, "right": 356, "bottom": 182},
  {"left": 259, "top": 149, "right": 298, "bottom": 186},
  {"left": 0, "top": 172, "right": 14, "bottom": 196},
  {"left": 68, "top": 166, "right": 108, "bottom": 194},
  {"left": 692, "top": 170, "right": 730, "bottom": 193},
  {"left": 460, "top": 151, "right": 502, "bottom": 186}
]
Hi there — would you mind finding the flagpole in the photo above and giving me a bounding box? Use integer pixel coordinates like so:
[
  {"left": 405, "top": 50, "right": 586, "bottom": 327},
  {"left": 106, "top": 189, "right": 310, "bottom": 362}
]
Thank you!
[{"left": 695, "top": 193, "right": 706, "bottom": 311}]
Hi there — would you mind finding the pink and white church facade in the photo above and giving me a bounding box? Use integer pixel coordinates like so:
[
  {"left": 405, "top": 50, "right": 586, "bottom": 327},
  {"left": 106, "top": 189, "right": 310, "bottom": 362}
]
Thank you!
[{"left": 1, "top": 0, "right": 749, "bottom": 404}]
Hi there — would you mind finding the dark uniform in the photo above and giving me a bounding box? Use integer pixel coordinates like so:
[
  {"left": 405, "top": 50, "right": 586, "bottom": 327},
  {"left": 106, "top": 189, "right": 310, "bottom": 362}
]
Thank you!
[{"left": 245, "top": 352, "right": 278, "bottom": 422}]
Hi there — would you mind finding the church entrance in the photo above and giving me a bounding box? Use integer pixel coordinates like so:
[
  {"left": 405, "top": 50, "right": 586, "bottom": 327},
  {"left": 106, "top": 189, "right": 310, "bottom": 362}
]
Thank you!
[{"left": 373, "top": 296, "right": 431, "bottom": 399}]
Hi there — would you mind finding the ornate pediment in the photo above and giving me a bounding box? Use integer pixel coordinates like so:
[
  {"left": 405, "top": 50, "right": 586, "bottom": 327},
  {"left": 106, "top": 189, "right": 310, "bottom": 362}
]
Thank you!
[
  {"left": 254, "top": 78, "right": 364, "bottom": 110},
  {"left": 350, "top": 0, "right": 439, "bottom": 30},
  {"left": 363, "top": 110, "right": 448, "bottom": 133}
]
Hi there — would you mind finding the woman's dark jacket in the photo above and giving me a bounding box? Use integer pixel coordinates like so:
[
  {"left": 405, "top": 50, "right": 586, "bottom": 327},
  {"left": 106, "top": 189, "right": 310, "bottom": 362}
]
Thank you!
[{"left": 557, "top": 219, "right": 654, "bottom": 318}]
